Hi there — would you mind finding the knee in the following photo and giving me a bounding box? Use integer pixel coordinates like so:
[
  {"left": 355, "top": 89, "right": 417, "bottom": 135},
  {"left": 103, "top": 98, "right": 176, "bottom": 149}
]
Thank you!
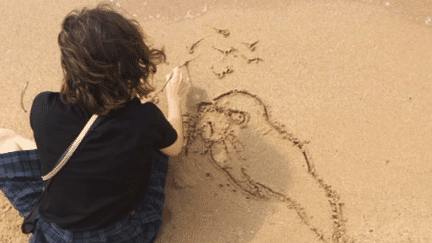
[
  {"left": 0, "top": 129, "right": 36, "bottom": 151},
  {"left": 0, "top": 129, "right": 22, "bottom": 153},
  {"left": 0, "top": 139, "right": 21, "bottom": 153}
]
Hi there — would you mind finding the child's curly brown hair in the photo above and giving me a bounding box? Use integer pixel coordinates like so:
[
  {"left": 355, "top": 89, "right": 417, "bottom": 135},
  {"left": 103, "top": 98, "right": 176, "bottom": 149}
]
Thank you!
[{"left": 58, "top": 3, "right": 166, "bottom": 116}]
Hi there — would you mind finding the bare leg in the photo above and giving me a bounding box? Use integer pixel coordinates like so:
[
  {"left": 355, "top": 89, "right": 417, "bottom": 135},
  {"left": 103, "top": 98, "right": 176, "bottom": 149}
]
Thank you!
[{"left": 0, "top": 129, "right": 37, "bottom": 154}]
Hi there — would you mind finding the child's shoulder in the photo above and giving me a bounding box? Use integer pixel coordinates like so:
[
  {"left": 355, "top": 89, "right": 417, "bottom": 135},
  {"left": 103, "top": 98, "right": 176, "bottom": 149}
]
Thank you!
[
  {"left": 133, "top": 99, "right": 159, "bottom": 110},
  {"left": 130, "top": 100, "right": 166, "bottom": 119},
  {"left": 34, "top": 91, "right": 59, "bottom": 102},
  {"left": 31, "top": 92, "right": 65, "bottom": 115}
]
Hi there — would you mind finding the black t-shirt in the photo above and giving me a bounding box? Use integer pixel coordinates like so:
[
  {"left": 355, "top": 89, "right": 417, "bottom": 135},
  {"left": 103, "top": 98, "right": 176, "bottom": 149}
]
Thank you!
[{"left": 30, "top": 92, "right": 177, "bottom": 232}]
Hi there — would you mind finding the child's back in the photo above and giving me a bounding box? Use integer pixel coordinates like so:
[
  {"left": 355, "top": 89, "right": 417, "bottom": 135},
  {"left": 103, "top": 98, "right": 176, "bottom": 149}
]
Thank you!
[{"left": 0, "top": 2, "right": 189, "bottom": 243}]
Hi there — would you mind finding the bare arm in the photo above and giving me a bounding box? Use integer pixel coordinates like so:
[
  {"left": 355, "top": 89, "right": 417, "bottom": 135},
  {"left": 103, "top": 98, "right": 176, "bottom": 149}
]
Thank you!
[{"left": 160, "top": 67, "right": 189, "bottom": 157}]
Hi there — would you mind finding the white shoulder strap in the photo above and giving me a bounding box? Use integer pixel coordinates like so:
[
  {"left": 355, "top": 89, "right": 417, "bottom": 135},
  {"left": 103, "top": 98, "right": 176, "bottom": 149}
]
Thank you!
[{"left": 42, "top": 114, "right": 99, "bottom": 181}]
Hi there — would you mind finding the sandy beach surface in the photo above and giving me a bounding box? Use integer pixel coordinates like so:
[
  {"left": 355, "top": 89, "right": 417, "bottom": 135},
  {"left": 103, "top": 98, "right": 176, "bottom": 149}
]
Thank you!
[{"left": 1, "top": 0, "right": 432, "bottom": 242}]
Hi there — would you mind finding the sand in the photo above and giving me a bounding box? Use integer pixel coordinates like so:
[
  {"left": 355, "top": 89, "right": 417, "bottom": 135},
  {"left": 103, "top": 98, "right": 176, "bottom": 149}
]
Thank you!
[{"left": 1, "top": 0, "right": 432, "bottom": 242}]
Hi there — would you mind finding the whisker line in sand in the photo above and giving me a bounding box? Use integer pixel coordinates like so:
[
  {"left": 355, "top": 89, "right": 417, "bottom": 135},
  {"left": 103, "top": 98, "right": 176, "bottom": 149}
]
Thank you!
[
  {"left": 241, "top": 55, "right": 264, "bottom": 64},
  {"left": 212, "top": 46, "right": 238, "bottom": 55},
  {"left": 242, "top": 40, "right": 259, "bottom": 51},
  {"left": 212, "top": 27, "right": 230, "bottom": 37},
  {"left": 20, "top": 81, "right": 29, "bottom": 113},
  {"left": 188, "top": 38, "right": 205, "bottom": 54}
]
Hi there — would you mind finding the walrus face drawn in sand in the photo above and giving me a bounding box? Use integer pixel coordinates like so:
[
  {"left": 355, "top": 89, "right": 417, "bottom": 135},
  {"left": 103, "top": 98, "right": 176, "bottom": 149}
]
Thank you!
[
  {"left": 197, "top": 102, "right": 249, "bottom": 145},
  {"left": 184, "top": 90, "right": 355, "bottom": 243},
  {"left": 193, "top": 90, "right": 312, "bottom": 200},
  {"left": 194, "top": 90, "right": 280, "bottom": 199}
]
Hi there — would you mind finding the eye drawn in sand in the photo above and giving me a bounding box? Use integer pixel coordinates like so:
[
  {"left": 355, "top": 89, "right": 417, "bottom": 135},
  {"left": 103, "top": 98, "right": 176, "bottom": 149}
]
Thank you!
[{"left": 183, "top": 90, "right": 356, "bottom": 243}]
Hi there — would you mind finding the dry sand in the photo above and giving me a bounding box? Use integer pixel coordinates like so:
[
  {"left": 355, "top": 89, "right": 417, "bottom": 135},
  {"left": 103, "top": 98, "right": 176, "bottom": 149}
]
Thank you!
[{"left": 1, "top": 0, "right": 432, "bottom": 242}]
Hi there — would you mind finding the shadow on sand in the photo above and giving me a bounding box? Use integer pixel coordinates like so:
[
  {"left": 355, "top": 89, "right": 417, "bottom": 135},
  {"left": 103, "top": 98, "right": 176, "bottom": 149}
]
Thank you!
[{"left": 158, "top": 90, "right": 355, "bottom": 243}]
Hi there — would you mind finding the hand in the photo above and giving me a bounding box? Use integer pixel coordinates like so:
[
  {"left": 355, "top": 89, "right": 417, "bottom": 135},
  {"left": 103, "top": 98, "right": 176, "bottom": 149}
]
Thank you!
[{"left": 166, "top": 66, "right": 190, "bottom": 101}]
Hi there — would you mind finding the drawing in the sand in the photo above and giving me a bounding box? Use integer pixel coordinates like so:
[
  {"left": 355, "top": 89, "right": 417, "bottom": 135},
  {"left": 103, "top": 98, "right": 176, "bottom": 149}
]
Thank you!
[{"left": 183, "top": 90, "right": 355, "bottom": 243}]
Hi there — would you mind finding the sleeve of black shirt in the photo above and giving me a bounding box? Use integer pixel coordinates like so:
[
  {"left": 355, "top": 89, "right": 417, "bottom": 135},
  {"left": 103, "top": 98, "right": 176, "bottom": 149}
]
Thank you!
[
  {"left": 30, "top": 91, "right": 50, "bottom": 133},
  {"left": 146, "top": 103, "right": 178, "bottom": 150}
]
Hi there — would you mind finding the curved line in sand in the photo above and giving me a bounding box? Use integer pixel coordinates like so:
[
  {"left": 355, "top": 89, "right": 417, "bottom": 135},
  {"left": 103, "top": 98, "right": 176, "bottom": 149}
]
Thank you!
[{"left": 184, "top": 89, "right": 355, "bottom": 242}]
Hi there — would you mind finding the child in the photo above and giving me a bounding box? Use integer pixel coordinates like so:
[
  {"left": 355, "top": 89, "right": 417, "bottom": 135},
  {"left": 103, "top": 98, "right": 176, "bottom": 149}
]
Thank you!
[{"left": 0, "top": 3, "right": 189, "bottom": 242}]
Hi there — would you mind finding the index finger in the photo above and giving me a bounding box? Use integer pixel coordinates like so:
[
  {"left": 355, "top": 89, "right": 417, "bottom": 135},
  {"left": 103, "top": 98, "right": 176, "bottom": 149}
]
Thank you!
[{"left": 180, "top": 66, "right": 190, "bottom": 81}]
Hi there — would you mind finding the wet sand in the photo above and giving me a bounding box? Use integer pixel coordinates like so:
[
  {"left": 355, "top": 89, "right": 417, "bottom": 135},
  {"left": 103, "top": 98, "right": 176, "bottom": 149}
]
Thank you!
[{"left": 1, "top": 0, "right": 432, "bottom": 242}]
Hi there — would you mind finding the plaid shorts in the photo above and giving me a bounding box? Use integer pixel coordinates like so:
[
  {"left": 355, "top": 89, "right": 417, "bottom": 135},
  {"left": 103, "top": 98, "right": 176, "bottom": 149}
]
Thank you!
[{"left": 0, "top": 149, "right": 169, "bottom": 243}]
